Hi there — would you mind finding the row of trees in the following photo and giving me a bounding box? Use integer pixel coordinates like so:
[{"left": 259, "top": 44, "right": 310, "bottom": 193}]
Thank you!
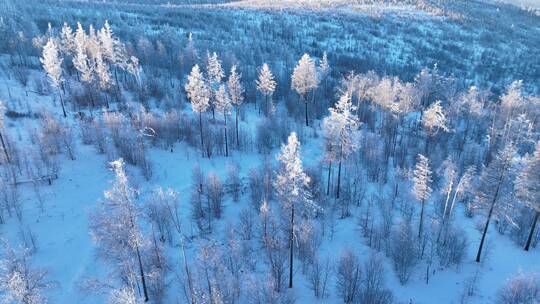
[{"left": 40, "top": 21, "right": 141, "bottom": 117}]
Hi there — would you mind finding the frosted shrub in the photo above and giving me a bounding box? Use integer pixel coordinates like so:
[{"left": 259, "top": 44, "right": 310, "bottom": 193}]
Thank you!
[
  {"left": 226, "top": 163, "right": 241, "bottom": 203},
  {"left": 238, "top": 208, "right": 255, "bottom": 241},
  {"left": 359, "top": 253, "right": 394, "bottom": 304},
  {"left": 496, "top": 272, "right": 540, "bottom": 304},
  {"left": 256, "top": 118, "right": 274, "bottom": 154},
  {"left": 206, "top": 172, "right": 224, "bottom": 219},
  {"left": 390, "top": 221, "right": 418, "bottom": 285},
  {"left": 437, "top": 225, "right": 468, "bottom": 268},
  {"left": 336, "top": 248, "right": 361, "bottom": 304},
  {"left": 307, "top": 254, "right": 332, "bottom": 299}
]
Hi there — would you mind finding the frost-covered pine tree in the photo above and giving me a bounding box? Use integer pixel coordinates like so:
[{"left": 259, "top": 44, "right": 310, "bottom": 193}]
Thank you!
[
  {"left": 59, "top": 22, "right": 76, "bottom": 54},
  {"left": 41, "top": 37, "right": 67, "bottom": 117},
  {"left": 412, "top": 154, "right": 432, "bottom": 238},
  {"left": 206, "top": 52, "right": 224, "bottom": 120},
  {"left": 475, "top": 143, "right": 517, "bottom": 262},
  {"left": 74, "top": 22, "right": 87, "bottom": 52},
  {"left": 500, "top": 81, "right": 524, "bottom": 118},
  {"left": 496, "top": 80, "right": 526, "bottom": 147},
  {"left": 73, "top": 26, "right": 93, "bottom": 84},
  {"left": 185, "top": 65, "right": 210, "bottom": 157},
  {"left": 206, "top": 52, "right": 224, "bottom": 85},
  {"left": 319, "top": 51, "right": 330, "bottom": 92},
  {"left": 90, "top": 159, "right": 149, "bottom": 302},
  {"left": 422, "top": 100, "right": 449, "bottom": 133},
  {"left": 214, "top": 84, "right": 232, "bottom": 157},
  {"left": 422, "top": 100, "right": 449, "bottom": 153},
  {"left": 0, "top": 101, "right": 10, "bottom": 164},
  {"left": 516, "top": 141, "right": 540, "bottom": 251},
  {"left": 98, "top": 20, "right": 115, "bottom": 63},
  {"left": 98, "top": 20, "right": 129, "bottom": 92},
  {"left": 95, "top": 51, "right": 111, "bottom": 92},
  {"left": 274, "top": 132, "right": 314, "bottom": 289},
  {"left": 255, "top": 63, "right": 276, "bottom": 115},
  {"left": 322, "top": 92, "right": 359, "bottom": 199},
  {"left": 73, "top": 22, "right": 92, "bottom": 83},
  {"left": 184, "top": 32, "right": 198, "bottom": 73},
  {"left": 228, "top": 65, "right": 244, "bottom": 148},
  {"left": 291, "top": 53, "right": 319, "bottom": 126}
]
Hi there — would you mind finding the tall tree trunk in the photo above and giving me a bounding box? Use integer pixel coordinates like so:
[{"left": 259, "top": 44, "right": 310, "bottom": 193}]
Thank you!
[
  {"left": 199, "top": 112, "right": 205, "bottom": 158},
  {"left": 0, "top": 132, "right": 10, "bottom": 164},
  {"left": 476, "top": 199, "right": 495, "bottom": 262},
  {"left": 59, "top": 91, "right": 67, "bottom": 118},
  {"left": 336, "top": 159, "right": 342, "bottom": 199},
  {"left": 336, "top": 145, "right": 343, "bottom": 199},
  {"left": 114, "top": 67, "right": 121, "bottom": 101},
  {"left": 224, "top": 113, "right": 228, "bottom": 157},
  {"left": 265, "top": 94, "right": 269, "bottom": 115},
  {"left": 326, "top": 162, "right": 332, "bottom": 196},
  {"left": 424, "top": 135, "right": 430, "bottom": 155},
  {"left": 181, "top": 236, "right": 195, "bottom": 304},
  {"left": 304, "top": 98, "right": 309, "bottom": 127},
  {"left": 437, "top": 185, "right": 454, "bottom": 243},
  {"left": 235, "top": 106, "right": 240, "bottom": 148},
  {"left": 135, "top": 243, "right": 149, "bottom": 302},
  {"left": 525, "top": 210, "right": 539, "bottom": 251},
  {"left": 476, "top": 169, "right": 505, "bottom": 262},
  {"left": 289, "top": 204, "right": 295, "bottom": 289},
  {"left": 418, "top": 198, "right": 425, "bottom": 239}
]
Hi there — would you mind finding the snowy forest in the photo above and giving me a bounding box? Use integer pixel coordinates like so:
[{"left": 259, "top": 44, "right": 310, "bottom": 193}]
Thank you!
[{"left": 0, "top": 0, "right": 539, "bottom": 303}]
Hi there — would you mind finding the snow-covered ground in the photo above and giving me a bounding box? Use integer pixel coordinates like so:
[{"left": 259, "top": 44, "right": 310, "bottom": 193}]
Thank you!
[
  {"left": 0, "top": 71, "right": 538, "bottom": 303},
  {"left": 0, "top": 1, "right": 539, "bottom": 303}
]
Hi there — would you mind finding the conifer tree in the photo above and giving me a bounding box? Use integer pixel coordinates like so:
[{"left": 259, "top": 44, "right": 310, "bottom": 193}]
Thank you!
[
  {"left": 41, "top": 37, "right": 67, "bottom": 117},
  {"left": 60, "top": 22, "right": 76, "bottom": 54},
  {"left": 422, "top": 100, "right": 449, "bottom": 153},
  {"left": 516, "top": 141, "right": 540, "bottom": 251},
  {"left": 255, "top": 63, "right": 276, "bottom": 115},
  {"left": 412, "top": 154, "right": 432, "bottom": 238},
  {"left": 90, "top": 159, "right": 149, "bottom": 302},
  {"left": 228, "top": 65, "right": 244, "bottom": 148},
  {"left": 185, "top": 65, "right": 210, "bottom": 157},
  {"left": 206, "top": 52, "right": 224, "bottom": 120},
  {"left": 215, "top": 84, "right": 232, "bottom": 157},
  {"left": 292, "top": 53, "right": 319, "bottom": 126},
  {"left": 475, "top": 143, "right": 517, "bottom": 262},
  {"left": 274, "top": 132, "right": 315, "bottom": 289},
  {"left": 322, "top": 93, "right": 359, "bottom": 199},
  {"left": 319, "top": 51, "right": 330, "bottom": 97}
]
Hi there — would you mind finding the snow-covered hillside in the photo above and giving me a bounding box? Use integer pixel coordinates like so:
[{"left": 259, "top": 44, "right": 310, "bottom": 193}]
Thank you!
[
  {"left": 0, "top": 0, "right": 539, "bottom": 303},
  {"left": 492, "top": 0, "right": 540, "bottom": 10}
]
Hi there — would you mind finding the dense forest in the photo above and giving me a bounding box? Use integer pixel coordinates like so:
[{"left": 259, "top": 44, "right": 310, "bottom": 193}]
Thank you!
[{"left": 0, "top": 0, "right": 538, "bottom": 303}]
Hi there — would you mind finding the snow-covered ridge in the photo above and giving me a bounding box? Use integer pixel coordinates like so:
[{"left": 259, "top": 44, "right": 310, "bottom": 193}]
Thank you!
[
  {"left": 490, "top": 0, "right": 540, "bottom": 10},
  {"left": 218, "top": 0, "right": 459, "bottom": 18}
]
